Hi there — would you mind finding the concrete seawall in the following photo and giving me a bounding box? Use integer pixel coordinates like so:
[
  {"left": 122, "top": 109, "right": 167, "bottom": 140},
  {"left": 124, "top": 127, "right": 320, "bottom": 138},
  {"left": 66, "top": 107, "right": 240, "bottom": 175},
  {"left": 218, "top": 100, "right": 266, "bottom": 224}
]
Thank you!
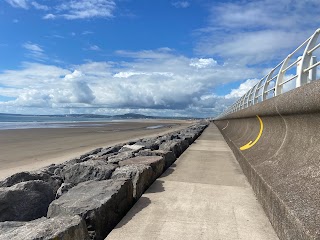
[{"left": 215, "top": 80, "right": 320, "bottom": 240}]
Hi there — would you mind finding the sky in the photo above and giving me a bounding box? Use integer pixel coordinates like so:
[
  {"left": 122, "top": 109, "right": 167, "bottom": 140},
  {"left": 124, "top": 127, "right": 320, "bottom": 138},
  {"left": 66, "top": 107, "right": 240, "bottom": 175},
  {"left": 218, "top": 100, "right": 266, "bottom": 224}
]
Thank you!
[{"left": 0, "top": 0, "right": 319, "bottom": 117}]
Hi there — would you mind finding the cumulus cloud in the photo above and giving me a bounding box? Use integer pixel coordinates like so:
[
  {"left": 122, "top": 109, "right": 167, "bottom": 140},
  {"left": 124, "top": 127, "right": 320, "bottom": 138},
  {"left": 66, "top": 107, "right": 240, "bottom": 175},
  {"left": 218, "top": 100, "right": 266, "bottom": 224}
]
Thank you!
[
  {"left": 225, "top": 79, "right": 259, "bottom": 99},
  {"left": 0, "top": 51, "right": 257, "bottom": 117},
  {"left": 190, "top": 58, "right": 217, "bottom": 69}
]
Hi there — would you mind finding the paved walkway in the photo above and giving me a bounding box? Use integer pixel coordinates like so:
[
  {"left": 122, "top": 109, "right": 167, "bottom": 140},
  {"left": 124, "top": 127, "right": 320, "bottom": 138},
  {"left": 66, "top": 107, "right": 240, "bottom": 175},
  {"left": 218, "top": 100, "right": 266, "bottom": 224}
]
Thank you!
[{"left": 107, "top": 124, "right": 279, "bottom": 240}]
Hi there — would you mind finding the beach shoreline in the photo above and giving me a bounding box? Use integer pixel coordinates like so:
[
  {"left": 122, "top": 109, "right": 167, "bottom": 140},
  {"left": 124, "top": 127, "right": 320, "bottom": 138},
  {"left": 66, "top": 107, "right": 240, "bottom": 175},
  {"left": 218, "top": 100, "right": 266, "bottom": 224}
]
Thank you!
[{"left": 0, "top": 120, "right": 195, "bottom": 180}]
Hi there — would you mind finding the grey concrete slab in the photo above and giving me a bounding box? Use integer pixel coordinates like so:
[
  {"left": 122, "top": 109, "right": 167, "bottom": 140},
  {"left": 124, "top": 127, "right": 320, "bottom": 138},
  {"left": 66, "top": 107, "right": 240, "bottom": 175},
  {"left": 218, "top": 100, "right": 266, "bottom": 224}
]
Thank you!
[{"left": 107, "top": 124, "right": 279, "bottom": 240}]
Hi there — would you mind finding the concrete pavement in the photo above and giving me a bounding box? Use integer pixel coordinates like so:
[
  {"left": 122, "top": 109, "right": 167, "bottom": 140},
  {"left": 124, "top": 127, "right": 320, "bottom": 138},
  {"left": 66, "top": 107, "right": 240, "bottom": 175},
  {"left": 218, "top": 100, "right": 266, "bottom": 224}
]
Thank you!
[{"left": 106, "top": 124, "right": 279, "bottom": 240}]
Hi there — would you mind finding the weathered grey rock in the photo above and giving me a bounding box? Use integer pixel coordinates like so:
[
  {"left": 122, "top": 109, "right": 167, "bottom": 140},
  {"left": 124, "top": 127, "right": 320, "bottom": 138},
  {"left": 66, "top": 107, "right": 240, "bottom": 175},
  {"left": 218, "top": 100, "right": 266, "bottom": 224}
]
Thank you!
[
  {"left": 0, "top": 180, "right": 55, "bottom": 222},
  {"left": 61, "top": 160, "right": 117, "bottom": 185},
  {"left": 159, "top": 140, "right": 181, "bottom": 158},
  {"left": 137, "top": 149, "right": 176, "bottom": 170},
  {"left": 112, "top": 164, "right": 153, "bottom": 199},
  {"left": 0, "top": 215, "right": 89, "bottom": 240},
  {"left": 95, "top": 145, "right": 123, "bottom": 157},
  {"left": 175, "top": 139, "right": 189, "bottom": 154},
  {"left": 119, "top": 156, "right": 165, "bottom": 180},
  {"left": 0, "top": 171, "right": 63, "bottom": 193},
  {"left": 107, "top": 151, "right": 135, "bottom": 164},
  {"left": 119, "top": 144, "right": 145, "bottom": 152},
  {"left": 79, "top": 148, "right": 102, "bottom": 160},
  {"left": 135, "top": 137, "right": 160, "bottom": 150},
  {"left": 48, "top": 179, "right": 133, "bottom": 240},
  {"left": 55, "top": 183, "right": 74, "bottom": 199}
]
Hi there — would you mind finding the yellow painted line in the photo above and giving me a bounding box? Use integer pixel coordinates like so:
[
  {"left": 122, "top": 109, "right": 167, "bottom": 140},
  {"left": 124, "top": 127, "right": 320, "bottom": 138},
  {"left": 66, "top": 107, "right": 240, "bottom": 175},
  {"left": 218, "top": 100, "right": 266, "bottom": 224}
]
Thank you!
[{"left": 240, "top": 115, "right": 263, "bottom": 150}]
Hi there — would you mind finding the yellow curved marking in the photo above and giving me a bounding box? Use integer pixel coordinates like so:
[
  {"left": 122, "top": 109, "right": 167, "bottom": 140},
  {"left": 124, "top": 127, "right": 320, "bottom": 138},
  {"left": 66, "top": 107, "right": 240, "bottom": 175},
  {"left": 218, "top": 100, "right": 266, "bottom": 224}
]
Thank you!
[
  {"left": 240, "top": 115, "right": 263, "bottom": 150},
  {"left": 222, "top": 121, "right": 229, "bottom": 130}
]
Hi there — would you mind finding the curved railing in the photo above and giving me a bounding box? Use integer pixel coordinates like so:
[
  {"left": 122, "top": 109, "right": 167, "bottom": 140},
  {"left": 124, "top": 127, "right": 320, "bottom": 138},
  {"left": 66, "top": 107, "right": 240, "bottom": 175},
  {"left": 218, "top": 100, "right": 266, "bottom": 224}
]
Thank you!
[{"left": 217, "top": 28, "right": 320, "bottom": 119}]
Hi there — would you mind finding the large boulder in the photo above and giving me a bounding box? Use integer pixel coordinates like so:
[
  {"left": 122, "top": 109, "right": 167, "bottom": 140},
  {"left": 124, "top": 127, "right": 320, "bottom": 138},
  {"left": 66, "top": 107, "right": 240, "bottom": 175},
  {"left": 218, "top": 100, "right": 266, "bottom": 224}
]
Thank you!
[
  {"left": 159, "top": 140, "right": 181, "bottom": 158},
  {"left": 0, "top": 180, "right": 55, "bottom": 222},
  {"left": 0, "top": 215, "right": 89, "bottom": 240},
  {"left": 112, "top": 164, "right": 153, "bottom": 199},
  {"left": 61, "top": 160, "right": 117, "bottom": 185},
  {"left": 135, "top": 137, "right": 160, "bottom": 150},
  {"left": 119, "top": 156, "right": 165, "bottom": 180},
  {"left": 48, "top": 179, "right": 133, "bottom": 240},
  {"left": 137, "top": 149, "right": 176, "bottom": 170},
  {"left": 95, "top": 145, "right": 123, "bottom": 157},
  {"left": 119, "top": 144, "right": 145, "bottom": 152},
  {"left": 0, "top": 171, "right": 63, "bottom": 193},
  {"left": 107, "top": 151, "right": 135, "bottom": 164}
]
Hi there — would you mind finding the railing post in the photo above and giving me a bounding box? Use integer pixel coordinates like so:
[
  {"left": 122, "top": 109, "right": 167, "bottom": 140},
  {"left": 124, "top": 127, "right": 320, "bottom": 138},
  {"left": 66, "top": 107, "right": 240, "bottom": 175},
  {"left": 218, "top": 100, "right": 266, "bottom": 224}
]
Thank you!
[
  {"left": 297, "top": 29, "right": 320, "bottom": 87},
  {"left": 275, "top": 55, "right": 290, "bottom": 96},
  {"left": 262, "top": 71, "right": 274, "bottom": 100},
  {"left": 309, "top": 56, "right": 317, "bottom": 82}
]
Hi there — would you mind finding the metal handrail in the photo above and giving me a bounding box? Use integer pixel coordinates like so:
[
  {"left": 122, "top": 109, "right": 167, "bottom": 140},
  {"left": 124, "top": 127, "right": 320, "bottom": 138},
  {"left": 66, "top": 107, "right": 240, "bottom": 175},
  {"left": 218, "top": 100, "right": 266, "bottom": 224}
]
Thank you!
[{"left": 216, "top": 28, "right": 320, "bottom": 119}]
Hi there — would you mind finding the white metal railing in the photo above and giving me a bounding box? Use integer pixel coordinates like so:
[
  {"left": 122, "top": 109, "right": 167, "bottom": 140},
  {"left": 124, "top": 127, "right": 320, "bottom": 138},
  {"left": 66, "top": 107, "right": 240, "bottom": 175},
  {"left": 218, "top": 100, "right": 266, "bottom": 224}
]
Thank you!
[{"left": 217, "top": 28, "right": 320, "bottom": 119}]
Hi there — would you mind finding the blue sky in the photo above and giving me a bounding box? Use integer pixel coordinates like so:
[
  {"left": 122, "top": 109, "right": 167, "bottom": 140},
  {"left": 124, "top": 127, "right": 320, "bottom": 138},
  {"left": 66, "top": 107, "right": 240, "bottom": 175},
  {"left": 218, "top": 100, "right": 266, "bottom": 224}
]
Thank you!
[{"left": 0, "top": 0, "right": 319, "bottom": 117}]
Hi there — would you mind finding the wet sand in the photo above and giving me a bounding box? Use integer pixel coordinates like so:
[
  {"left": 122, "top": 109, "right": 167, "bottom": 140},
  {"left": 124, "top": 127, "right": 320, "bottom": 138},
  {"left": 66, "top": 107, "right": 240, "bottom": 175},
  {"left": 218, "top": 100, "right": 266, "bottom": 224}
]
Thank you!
[{"left": 0, "top": 120, "right": 194, "bottom": 180}]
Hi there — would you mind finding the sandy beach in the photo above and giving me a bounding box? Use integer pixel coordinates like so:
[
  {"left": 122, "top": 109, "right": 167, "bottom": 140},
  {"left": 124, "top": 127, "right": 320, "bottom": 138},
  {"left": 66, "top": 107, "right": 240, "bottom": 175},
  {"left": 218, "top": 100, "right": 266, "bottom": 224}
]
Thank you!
[{"left": 0, "top": 120, "right": 194, "bottom": 180}]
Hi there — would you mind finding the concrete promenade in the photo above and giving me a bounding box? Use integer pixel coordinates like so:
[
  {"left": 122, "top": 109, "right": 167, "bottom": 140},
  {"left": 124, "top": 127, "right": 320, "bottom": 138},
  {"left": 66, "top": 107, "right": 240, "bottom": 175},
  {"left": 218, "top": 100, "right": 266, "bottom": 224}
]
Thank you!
[{"left": 107, "top": 124, "right": 279, "bottom": 240}]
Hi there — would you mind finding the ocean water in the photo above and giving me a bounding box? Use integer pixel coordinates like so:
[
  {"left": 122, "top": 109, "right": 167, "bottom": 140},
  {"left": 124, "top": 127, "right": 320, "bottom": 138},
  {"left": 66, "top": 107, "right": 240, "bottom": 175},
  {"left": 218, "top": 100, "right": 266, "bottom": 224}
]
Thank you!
[{"left": 0, "top": 114, "right": 113, "bottom": 130}]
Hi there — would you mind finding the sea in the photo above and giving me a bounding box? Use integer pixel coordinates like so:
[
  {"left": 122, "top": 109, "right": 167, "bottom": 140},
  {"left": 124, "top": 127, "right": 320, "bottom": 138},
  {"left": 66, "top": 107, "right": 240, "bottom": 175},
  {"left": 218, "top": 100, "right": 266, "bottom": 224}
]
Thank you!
[
  {"left": 0, "top": 114, "right": 166, "bottom": 130},
  {"left": 0, "top": 114, "right": 115, "bottom": 130}
]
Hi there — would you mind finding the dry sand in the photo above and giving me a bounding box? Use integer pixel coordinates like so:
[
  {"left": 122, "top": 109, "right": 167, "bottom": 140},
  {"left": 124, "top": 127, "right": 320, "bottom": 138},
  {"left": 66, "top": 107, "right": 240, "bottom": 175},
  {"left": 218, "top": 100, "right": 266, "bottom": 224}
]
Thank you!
[{"left": 0, "top": 120, "right": 195, "bottom": 180}]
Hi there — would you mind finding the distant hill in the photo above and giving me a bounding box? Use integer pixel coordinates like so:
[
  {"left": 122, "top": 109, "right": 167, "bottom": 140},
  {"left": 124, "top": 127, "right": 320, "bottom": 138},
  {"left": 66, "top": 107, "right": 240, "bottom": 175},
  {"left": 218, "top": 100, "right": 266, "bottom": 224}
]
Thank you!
[{"left": 0, "top": 112, "right": 202, "bottom": 120}]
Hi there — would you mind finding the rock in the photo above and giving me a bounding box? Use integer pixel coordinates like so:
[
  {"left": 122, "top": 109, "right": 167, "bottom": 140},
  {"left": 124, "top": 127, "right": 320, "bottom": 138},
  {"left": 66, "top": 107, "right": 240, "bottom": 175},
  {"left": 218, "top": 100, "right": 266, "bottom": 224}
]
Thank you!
[
  {"left": 137, "top": 149, "right": 176, "bottom": 170},
  {"left": 0, "top": 171, "right": 63, "bottom": 193},
  {"left": 55, "top": 183, "right": 74, "bottom": 199},
  {"left": 135, "top": 137, "right": 159, "bottom": 150},
  {"left": 95, "top": 145, "right": 123, "bottom": 157},
  {"left": 0, "top": 215, "right": 89, "bottom": 240},
  {"left": 119, "top": 144, "right": 145, "bottom": 152},
  {"left": 61, "top": 160, "right": 117, "bottom": 185},
  {"left": 79, "top": 148, "right": 102, "bottom": 160},
  {"left": 159, "top": 140, "right": 181, "bottom": 158},
  {"left": 176, "top": 139, "right": 189, "bottom": 154},
  {"left": 181, "top": 133, "right": 197, "bottom": 144},
  {"left": 48, "top": 179, "right": 133, "bottom": 240},
  {"left": 112, "top": 164, "right": 153, "bottom": 199},
  {"left": 119, "top": 156, "right": 165, "bottom": 180},
  {"left": 0, "top": 180, "right": 55, "bottom": 222},
  {"left": 107, "top": 151, "right": 135, "bottom": 164}
]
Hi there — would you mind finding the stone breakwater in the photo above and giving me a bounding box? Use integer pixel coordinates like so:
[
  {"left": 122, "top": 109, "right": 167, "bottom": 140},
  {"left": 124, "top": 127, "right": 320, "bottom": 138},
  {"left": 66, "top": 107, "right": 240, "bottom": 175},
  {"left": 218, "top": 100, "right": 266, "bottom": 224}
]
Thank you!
[{"left": 0, "top": 122, "right": 208, "bottom": 240}]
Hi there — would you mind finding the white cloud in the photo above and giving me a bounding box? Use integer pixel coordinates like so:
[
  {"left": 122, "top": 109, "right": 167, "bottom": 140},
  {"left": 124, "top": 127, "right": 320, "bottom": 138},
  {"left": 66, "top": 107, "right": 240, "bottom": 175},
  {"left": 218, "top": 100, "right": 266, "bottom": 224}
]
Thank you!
[
  {"left": 5, "top": 0, "right": 28, "bottom": 9},
  {"left": 6, "top": 0, "right": 116, "bottom": 20},
  {"left": 22, "top": 42, "right": 46, "bottom": 61},
  {"left": 88, "top": 45, "right": 101, "bottom": 51},
  {"left": 225, "top": 79, "right": 259, "bottom": 99},
  {"left": 172, "top": 1, "right": 190, "bottom": 8},
  {"left": 196, "top": 0, "right": 320, "bottom": 64},
  {"left": 43, "top": 13, "right": 56, "bottom": 20},
  {"left": 6, "top": 0, "right": 49, "bottom": 10},
  {"left": 0, "top": 50, "right": 258, "bottom": 117},
  {"left": 55, "top": 0, "right": 116, "bottom": 20},
  {"left": 190, "top": 58, "right": 217, "bottom": 69},
  {"left": 31, "top": 1, "right": 49, "bottom": 10}
]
